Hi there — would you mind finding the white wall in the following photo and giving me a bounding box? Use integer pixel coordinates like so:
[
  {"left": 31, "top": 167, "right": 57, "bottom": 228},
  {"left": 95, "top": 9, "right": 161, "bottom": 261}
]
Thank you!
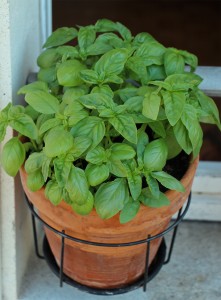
[{"left": 0, "top": 1, "right": 42, "bottom": 299}]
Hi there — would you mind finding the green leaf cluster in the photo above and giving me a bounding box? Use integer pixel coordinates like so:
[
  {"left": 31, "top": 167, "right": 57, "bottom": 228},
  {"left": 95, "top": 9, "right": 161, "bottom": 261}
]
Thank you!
[{"left": 0, "top": 19, "right": 220, "bottom": 223}]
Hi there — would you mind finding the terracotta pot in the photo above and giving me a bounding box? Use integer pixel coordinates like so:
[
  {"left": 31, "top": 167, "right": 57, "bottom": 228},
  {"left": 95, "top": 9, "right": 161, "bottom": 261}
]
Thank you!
[{"left": 20, "top": 156, "right": 199, "bottom": 289}]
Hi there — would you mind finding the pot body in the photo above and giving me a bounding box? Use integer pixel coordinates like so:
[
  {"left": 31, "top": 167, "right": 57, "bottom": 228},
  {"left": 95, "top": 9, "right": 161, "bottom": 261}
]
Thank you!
[{"left": 20, "top": 156, "right": 199, "bottom": 289}]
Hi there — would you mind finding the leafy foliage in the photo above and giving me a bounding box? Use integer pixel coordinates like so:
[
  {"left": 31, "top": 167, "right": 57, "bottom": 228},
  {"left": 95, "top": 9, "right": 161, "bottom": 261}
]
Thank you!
[{"left": 0, "top": 19, "right": 220, "bottom": 223}]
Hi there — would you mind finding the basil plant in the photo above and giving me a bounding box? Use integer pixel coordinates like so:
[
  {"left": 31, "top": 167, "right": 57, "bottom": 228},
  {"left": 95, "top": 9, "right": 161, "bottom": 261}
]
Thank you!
[{"left": 0, "top": 19, "right": 220, "bottom": 223}]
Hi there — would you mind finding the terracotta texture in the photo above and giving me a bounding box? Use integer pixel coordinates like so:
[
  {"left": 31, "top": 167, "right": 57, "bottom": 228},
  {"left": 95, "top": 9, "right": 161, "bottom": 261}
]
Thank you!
[{"left": 20, "top": 156, "right": 199, "bottom": 289}]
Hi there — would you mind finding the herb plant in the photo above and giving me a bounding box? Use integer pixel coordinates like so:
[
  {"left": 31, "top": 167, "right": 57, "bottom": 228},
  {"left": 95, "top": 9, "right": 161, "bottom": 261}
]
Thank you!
[{"left": 0, "top": 19, "right": 220, "bottom": 223}]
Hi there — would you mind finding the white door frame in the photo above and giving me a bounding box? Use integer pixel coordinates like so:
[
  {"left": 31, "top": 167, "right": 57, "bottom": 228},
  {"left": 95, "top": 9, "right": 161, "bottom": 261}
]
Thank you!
[{"left": 0, "top": 1, "right": 52, "bottom": 299}]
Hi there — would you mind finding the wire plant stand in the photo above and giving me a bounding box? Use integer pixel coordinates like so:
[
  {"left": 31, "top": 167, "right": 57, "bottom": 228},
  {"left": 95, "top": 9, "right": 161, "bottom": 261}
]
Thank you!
[{"left": 24, "top": 192, "right": 192, "bottom": 296}]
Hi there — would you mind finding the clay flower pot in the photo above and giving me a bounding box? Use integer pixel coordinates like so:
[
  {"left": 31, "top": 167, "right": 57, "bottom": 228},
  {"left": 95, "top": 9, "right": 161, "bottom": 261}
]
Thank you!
[{"left": 20, "top": 156, "right": 199, "bottom": 289}]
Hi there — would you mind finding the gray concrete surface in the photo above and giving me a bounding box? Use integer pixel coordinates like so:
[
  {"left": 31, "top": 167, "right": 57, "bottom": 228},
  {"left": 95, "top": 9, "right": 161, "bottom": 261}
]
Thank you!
[{"left": 19, "top": 221, "right": 221, "bottom": 300}]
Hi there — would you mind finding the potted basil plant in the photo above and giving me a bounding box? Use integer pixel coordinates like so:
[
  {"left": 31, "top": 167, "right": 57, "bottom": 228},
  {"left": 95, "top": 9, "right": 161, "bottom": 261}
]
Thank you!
[{"left": 0, "top": 19, "right": 220, "bottom": 289}]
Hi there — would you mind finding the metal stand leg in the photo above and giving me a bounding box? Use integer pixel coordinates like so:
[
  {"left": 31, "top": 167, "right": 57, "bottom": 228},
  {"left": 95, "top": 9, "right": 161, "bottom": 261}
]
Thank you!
[
  {"left": 59, "top": 230, "right": 65, "bottom": 287},
  {"left": 143, "top": 235, "right": 151, "bottom": 292},
  {"left": 164, "top": 207, "right": 183, "bottom": 265},
  {"left": 31, "top": 205, "right": 44, "bottom": 259}
]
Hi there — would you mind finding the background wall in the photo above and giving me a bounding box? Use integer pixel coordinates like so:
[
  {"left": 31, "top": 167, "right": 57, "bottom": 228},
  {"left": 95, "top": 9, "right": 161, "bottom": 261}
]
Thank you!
[
  {"left": 53, "top": 0, "right": 221, "bottom": 66},
  {"left": 52, "top": 0, "right": 221, "bottom": 161}
]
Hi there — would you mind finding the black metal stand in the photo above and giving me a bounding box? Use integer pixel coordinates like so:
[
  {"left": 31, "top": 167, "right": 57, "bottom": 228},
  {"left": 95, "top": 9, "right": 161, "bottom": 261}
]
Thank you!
[{"left": 25, "top": 192, "right": 192, "bottom": 295}]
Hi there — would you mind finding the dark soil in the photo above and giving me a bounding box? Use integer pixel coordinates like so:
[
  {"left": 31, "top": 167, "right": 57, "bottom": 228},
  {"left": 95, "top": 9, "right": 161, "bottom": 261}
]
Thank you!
[
  {"left": 160, "top": 151, "right": 190, "bottom": 193},
  {"left": 163, "top": 151, "right": 190, "bottom": 181}
]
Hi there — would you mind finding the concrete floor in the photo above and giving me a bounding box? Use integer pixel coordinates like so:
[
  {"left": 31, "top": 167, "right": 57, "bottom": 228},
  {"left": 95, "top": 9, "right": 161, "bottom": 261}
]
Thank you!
[{"left": 19, "top": 221, "right": 221, "bottom": 300}]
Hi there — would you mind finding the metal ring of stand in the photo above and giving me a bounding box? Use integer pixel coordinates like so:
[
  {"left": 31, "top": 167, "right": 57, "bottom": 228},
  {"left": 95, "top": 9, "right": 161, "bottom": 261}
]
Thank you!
[{"left": 25, "top": 192, "right": 192, "bottom": 295}]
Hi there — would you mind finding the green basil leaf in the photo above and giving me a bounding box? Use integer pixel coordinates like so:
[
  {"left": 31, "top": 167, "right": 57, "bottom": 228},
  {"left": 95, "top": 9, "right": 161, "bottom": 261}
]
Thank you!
[
  {"left": 96, "top": 32, "right": 124, "bottom": 48},
  {"left": 44, "top": 126, "right": 74, "bottom": 157},
  {"left": 94, "top": 48, "right": 129, "bottom": 76},
  {"left": 85, "top": 163, "right": 109, "bottom": 186},
  {"left": 135, "top": 41, "right": 165, "bottom": 65},
  {"left": 41, "top": 157, "right": 52, "bottom": 182},
  {"left": 120, "top": 200, "right": 140, "bottom": 224},
  {"left": 148, "top": 121, "right": 166, "bottom": 138},
  {"left": 145, "top": 173, "right": 160, "bottom": 198},
  {"left": 25, "top": 91, "right": 59, "bottom": 114},
  {"left": 78, "top": 26, "right": 96, "bottom": 50},
  {"left": 124, "top": 96, "right": 144, "bottom": 113},
  {"left": 1, "top": 137, "right": 25, "bottom": 176},
  {"left": 110, "top": 143, "right": 136, "bottom": 160},
  {"left": 79, "top": 93, "right": 114, "bottom": 110},
  {"left": 68, "top": 110, "right": 89, "bottom": 126},
  {"left": 91, "top": 85, "right": 114, "bottom": 98},
  {"left": 142, "top": 92, "right": 161, "bottom": 120},
  {"left": 107, "top": 159, "right": 128, "bottom": 177},
  {"left": 62, "top": 87, "right": 88, "bottom": 104},
  {"left": 57, "top": 59, "right": 86, "bottom": 87},
  {"left": 37, "top": 67, "right": 57, "bottom": 84},
  {"left": 43, "top": 27, "right": 78, "bottom": 48},
  {"left": 36, "top": 114, "right": 54, "bottom": 130},
  {"left": 66, "top": 166, "right": 89, "bottom": 205},
  {"left": 8, "top": 105, "right": 24, "bottom": 116},
  {"left": 165, "top": 73, "right": 202, "bottom": 91},
  {"left": 9, "top": 114, "right": 38, "bottom": 139},
  {"left": 109, "top": 114, "right": 137, "bottom": 144},
  {"left": 181, "top": 104, "right": 203, "bottom": 157},
  {"left": 45, "top": 180, "right": 63, "bottom": 205},
  {"left": 164, "top": 50, "right": 185, "bottom": 76},
  {"left": 86, "top": 146, "right": 106, "bottom": 164},
  {"left": 128, "top": 173, "right": 142, "bottom": 200},
  {"left": 95, "top": 178, "right": 129, "bottom": 219},
  {"left": 162, "top": 90, "right": 186, "bottom": 126},
  {"left": 64, "top": 100, "right": 84, "bottom": 114},
  {"left": 37, "top": 49, "right": 60, "bottom": 68},
  {"left": 126, "top": 113, "right": 148, "bottom": 124},
  {"left": 79, "top": 70, "right": 99, "bottom": 84},
  {"left": 116, "top": 21, "right": 132, "bottom": 41},
  {"left": 117, "top": 87, "right": 138, "bottom": 102},
  {"left": 137, "top": 129, "right": 149, "bottom": 166},
  {"left": 62, "top": 189, "right": 73, "bottom": 205},
  {"left": 144, "top": 139, "right": 168, "bottom": 171},
  {"left": 125, "top": 160, "right": 142, "bottom": 200},
  {"left": 139, "top": 188, "right": 170, "bottom": 208},
  {"left": 86, "top": 41, "right": 113, "bottom": 56},
  {"left": 133, "top": 32, "right": 156, "bottom": 46},
  {"left": 178, "top": 50, "right": 198, "bottom": 72},
  {"left": 148, "top": 80, "right": 171, "bottom": 91},
  {"left": 24, "top": 105, "right": 40, "bottom": 121},
  {"left": 17, "top": 81, "right": 48, "bottom": 95},
  {"left": 195, "top": 90, "right": 221, "bottom": 129},
  {"left": 39, "top": 118, "right": 62, "bottom": 135},
  {"left": 126, "top": 57, "right": 148, "bottom": 83},
  {"left": 152, "top": 171, "right": 185, "bottom": 192},
  {"left": 54, "top": 157, "right": 72, "bottom": 187},
  {"left": 0, "top": 103, "right": 11, "bottom": 121},
  {"left": 56, "top": 46, "right": 79, "bottom": 59},
  {"left": 71, "top": 116, "right": 105, "bottom": 149},
  {"left": 147, "top": 65, "right": 166, "bottom": 81},
  {"left": 27, "top": 170, "right": 45, "bottom": 192},
  {"left": 165, "top": 126, "right": 182, "bottom": 159},
  {"left": 25, "top": 152, "right": 46, "bottom": 173},
  {"left": 173, "top": 120, "right": 192, "bottom": 154},
  {"left": 103, "top": 74, "right": 124, "bottom": 84},
  {"left": 71, "top": 136, "right": 91, "bottom": 157},
  {"left": 72, "top": 191, "right": 94, "bottom": 215},
  {"left": 99, "top": 108, "right": 115, "bottom": 118},
  {"left": 95, "top": 19, "right": 117, "bottom": 32},
  {"left": 0, "top": 122, "right": 7, "bottom": 142}
]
